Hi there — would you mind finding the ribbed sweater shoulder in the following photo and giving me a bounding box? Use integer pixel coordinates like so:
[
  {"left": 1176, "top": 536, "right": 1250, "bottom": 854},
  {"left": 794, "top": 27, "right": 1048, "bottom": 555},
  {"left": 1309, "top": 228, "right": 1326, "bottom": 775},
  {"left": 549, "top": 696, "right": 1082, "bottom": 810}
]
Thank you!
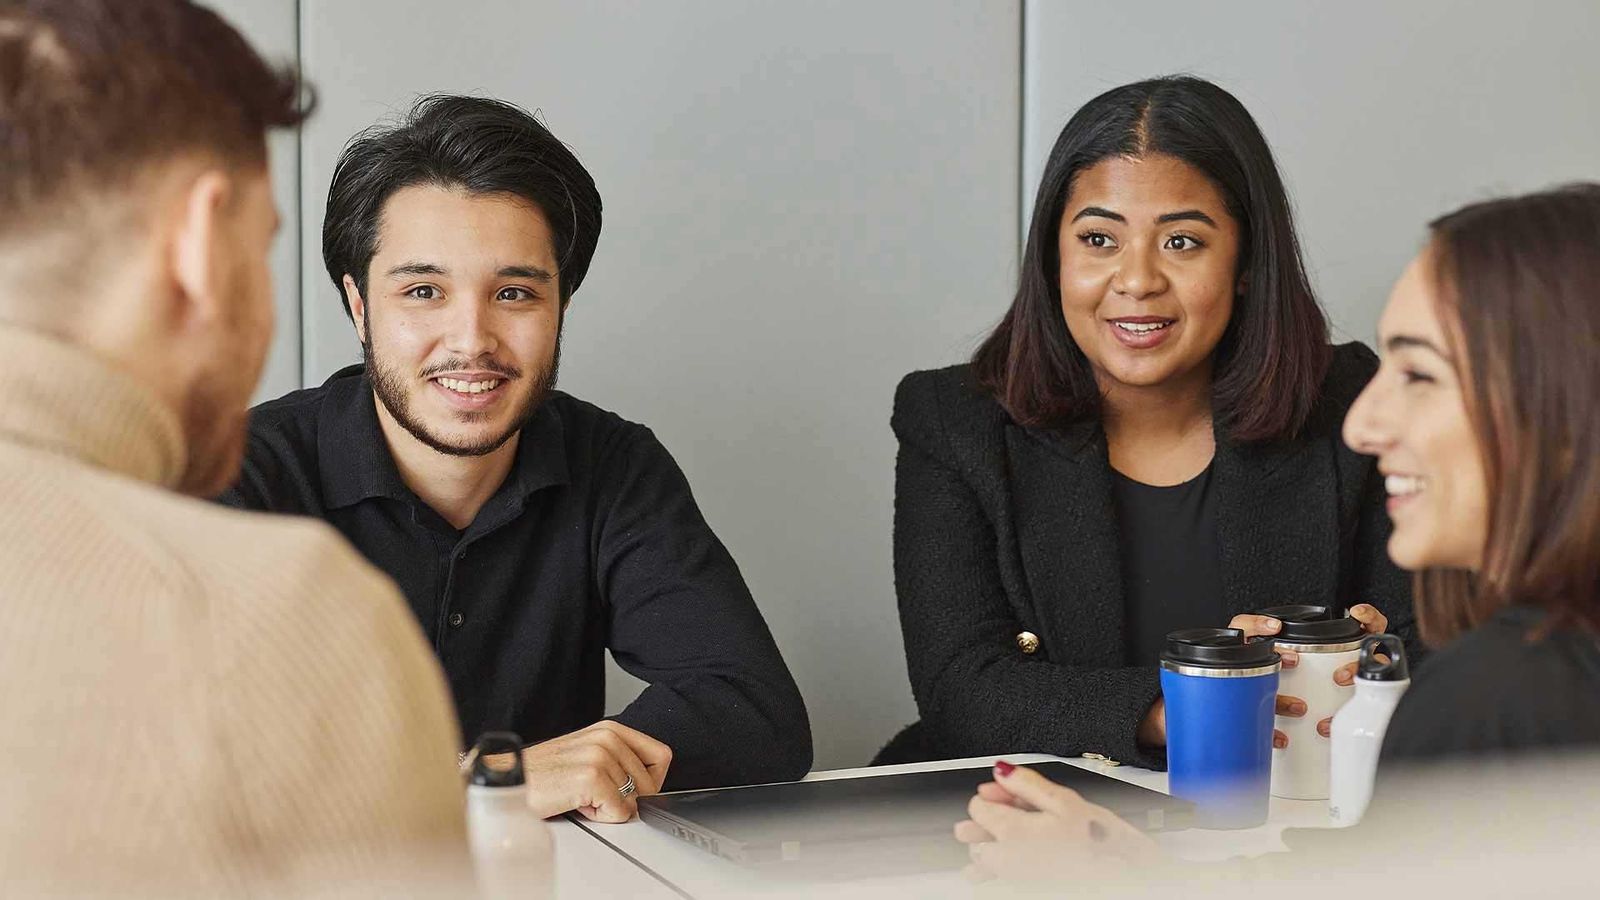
[
  {"left": 0, "top": 443, "right": 470, "bottom": 893},
  {"left": 17, "top": 441, "right": 421, "bottom": 655}
]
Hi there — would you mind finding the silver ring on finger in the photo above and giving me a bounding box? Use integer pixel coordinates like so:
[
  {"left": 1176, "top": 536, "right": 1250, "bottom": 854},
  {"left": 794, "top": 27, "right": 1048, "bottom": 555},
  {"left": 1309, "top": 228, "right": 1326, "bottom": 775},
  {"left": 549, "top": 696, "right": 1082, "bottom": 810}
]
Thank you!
[{"left": 618, "top": 775, "right": 637, "bottom": 798}]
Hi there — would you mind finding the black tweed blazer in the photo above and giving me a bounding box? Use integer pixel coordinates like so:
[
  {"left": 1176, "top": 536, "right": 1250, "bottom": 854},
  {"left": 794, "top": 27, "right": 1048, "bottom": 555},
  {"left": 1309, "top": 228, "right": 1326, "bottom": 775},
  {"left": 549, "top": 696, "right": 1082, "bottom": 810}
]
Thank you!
[{"left": 881, "top": 342, "right": 1417, "bottom": 770}]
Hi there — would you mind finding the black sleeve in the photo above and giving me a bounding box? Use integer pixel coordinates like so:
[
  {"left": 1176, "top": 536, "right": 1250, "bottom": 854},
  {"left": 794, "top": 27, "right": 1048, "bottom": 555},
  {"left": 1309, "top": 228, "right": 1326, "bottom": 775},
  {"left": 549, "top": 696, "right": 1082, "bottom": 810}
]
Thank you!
[
  {"left": 595, "top": 426, "right": 813, "bottom": 789},
  {"left": 1379, "top": 677, "right": 1499, "bottom": 766},
  {"left": 1379, "top": 628, "right": 1600, "bottom": 766},
  {"left": 892, "top": 374, "right": 1165, "bottom": 770}
]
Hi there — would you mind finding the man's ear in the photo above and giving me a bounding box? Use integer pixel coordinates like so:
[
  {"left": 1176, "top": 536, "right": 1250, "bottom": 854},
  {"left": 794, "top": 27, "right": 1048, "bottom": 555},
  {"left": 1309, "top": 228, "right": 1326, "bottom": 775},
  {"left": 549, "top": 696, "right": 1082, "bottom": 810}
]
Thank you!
[
  {"left": 171, "top": 170, "right": 234, "bottom": 329},
  {"left": 343, "top": 274, "right": 368, "bottom": 344}
]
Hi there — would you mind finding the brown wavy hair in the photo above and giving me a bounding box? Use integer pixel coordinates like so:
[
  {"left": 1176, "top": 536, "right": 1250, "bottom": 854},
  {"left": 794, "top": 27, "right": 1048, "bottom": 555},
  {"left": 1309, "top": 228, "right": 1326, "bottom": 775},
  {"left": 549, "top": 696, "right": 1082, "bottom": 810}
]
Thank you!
[{"left": 1416, "top": 183, "right": 1600, "bottom": 645}]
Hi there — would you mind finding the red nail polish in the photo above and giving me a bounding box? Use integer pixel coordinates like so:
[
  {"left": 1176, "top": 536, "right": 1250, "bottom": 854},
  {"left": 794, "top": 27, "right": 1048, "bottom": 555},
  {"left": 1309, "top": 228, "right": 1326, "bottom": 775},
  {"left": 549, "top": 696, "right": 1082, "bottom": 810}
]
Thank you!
[{"left": 994, "top": 760, "right": 1015, "bottom": 777}]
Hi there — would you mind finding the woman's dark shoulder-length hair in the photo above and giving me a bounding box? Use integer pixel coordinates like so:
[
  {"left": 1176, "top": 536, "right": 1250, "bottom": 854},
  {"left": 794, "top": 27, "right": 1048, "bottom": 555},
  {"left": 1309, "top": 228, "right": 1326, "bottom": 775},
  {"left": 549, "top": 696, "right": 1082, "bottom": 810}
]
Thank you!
[
  {"left": 973, "top": 75, "right": 1330, "bottom": 443},
  {"left": 1415, "top": 183, "right": 1600, "bottom": 646}
]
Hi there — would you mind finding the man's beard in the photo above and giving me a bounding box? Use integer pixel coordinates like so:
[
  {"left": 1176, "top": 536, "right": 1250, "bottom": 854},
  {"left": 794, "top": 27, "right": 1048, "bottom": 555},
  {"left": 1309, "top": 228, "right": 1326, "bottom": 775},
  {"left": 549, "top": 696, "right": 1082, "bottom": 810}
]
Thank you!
[{"left": 364, "top": 335, "right": 560, "bottom": 458}]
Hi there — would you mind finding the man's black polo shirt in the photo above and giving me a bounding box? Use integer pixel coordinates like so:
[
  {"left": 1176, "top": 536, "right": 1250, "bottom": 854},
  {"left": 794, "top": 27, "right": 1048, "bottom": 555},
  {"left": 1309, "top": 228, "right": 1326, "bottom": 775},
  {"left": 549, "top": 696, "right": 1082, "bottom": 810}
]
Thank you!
[{"left": 220, "top": 365, "right": 812, "bottom": 790}]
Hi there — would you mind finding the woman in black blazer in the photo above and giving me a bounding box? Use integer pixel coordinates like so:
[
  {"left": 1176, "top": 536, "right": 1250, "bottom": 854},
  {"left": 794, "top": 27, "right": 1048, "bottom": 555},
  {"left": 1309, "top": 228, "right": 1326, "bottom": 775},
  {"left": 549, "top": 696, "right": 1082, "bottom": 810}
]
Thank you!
[
  {"left": 953, "top": 183, "right": 1600, "bottom": 885},
  {"left": 879, "top": 76, "right": 1417, "bottom": 771}
]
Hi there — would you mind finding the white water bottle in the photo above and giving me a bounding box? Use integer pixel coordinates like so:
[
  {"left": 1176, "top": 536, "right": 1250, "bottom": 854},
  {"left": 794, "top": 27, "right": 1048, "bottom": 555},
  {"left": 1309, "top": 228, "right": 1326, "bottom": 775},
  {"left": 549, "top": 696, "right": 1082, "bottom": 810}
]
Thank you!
[
  {"left": 1328, "top": 635, "right": 1410, "bottom": 828},
  {"left": 466, "top": 732, "right": 554, "bottom": 899}
]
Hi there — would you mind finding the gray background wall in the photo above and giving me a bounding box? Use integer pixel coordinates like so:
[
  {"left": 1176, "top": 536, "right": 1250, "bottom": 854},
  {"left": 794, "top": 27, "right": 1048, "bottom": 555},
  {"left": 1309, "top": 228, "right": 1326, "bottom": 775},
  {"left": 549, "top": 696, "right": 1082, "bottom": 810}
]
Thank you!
[
  {"left": 210, "top": 0, "right": 1600, "bottom": 769},
  {"left": 1024, "top": 0, "right": 1600, "bottom": 348},
  {"left": 207, "top": 0, "right": 301, "bottom": 403}
]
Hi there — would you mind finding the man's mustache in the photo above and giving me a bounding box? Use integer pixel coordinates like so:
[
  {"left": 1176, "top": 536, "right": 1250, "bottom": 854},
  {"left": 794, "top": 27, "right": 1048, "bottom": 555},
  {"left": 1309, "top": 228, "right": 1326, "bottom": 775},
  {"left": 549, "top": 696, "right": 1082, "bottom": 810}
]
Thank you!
[{"left": 417, "top": 358, "right": 523, "bottom": 380}]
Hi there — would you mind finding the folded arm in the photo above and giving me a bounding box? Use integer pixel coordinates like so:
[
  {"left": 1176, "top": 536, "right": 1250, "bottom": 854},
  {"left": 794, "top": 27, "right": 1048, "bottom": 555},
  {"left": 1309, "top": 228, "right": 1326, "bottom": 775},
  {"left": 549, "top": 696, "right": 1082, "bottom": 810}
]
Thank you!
[{"left": 595, "top": 427, "right": 813, "bottom": 789}]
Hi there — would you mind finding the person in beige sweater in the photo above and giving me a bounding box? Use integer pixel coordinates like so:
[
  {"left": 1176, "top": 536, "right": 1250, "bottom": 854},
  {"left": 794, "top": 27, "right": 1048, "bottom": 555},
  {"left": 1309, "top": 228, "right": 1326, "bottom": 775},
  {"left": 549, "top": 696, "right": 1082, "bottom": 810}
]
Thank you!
[{"left": 0, "top": 2, "right": 471, "bottom": 895}]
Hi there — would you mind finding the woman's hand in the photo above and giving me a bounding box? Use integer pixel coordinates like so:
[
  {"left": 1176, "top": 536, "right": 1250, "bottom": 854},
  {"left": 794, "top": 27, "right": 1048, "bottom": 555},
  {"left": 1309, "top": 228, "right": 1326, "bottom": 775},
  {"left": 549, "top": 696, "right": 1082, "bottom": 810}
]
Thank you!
[
  {"left": 1229, "top": 604, "right": 1389, "bottom": 744},
  {"left": 1137, "top": 697, "right": 1166, "bottom": 748},
  {"left": 1323, "top": 604, "right": 1388, "bottom": 736},
  {"left": 954, "top": 760, "right": 1160, "bottom": 883},
  {"left": 1227, "top": 612, "right": 1296, "bottom": 748}
]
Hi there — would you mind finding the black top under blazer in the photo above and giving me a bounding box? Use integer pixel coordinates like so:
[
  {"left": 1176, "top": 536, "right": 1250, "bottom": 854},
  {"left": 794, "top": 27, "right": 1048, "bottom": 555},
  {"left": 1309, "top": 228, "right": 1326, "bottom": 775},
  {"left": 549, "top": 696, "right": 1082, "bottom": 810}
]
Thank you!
[{"left": 882, "top": 342, "right": 1418, "bottom": 771}]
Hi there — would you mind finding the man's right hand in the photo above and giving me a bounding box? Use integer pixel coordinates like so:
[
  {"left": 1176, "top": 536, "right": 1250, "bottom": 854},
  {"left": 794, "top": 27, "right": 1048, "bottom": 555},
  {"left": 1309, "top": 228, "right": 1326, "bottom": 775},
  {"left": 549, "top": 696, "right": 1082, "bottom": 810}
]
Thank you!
[{"left": 520, "top": 720, "right": 673, "bottom": 823}]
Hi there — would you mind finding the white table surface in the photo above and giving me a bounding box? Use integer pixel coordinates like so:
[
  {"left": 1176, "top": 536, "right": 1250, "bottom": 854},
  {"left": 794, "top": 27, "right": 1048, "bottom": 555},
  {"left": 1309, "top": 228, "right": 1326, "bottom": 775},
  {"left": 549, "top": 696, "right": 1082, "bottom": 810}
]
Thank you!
[{"left": 548, "top": 754, "right": 1331, "bottom": 899}]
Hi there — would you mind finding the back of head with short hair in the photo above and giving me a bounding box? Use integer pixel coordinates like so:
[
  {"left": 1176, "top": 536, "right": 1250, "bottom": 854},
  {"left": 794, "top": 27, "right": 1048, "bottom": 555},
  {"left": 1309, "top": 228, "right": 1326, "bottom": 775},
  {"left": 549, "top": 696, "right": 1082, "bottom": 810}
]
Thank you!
[
  {"left": 0, "top": 0, "right": 309, "bottom": 249},
  {"left": 322, "top": 94, "right": 603, "bottom": 314}
]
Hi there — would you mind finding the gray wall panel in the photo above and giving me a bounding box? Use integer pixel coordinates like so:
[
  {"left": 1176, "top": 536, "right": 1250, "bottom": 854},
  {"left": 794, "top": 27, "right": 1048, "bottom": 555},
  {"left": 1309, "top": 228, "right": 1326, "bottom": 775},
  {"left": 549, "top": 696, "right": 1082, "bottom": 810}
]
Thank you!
[
  {"left": 1024, "top": 0, "right": 1600, "bottom": 346},
  {"left": 299, "top": 0, "right": 1021, "bottom": 768},
  {"left": 205, "top": 0, "right": 302, "bottom": 404}
]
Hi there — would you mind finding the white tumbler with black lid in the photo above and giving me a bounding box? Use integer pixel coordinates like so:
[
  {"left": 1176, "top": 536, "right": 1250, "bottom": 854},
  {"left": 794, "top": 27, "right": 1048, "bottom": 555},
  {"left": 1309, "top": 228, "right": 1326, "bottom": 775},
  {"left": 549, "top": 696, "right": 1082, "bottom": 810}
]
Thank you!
[{"left": 1256, "top": 604, "right": 1366, "bottom": 800}]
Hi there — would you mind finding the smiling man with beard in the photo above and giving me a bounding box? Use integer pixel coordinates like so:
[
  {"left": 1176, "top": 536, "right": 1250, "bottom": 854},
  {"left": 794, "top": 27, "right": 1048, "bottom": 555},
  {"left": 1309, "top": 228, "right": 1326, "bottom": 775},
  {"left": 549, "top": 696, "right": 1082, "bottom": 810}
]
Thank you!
[{"left": 223, "top": 95, "right": 812, "bottom": 821}]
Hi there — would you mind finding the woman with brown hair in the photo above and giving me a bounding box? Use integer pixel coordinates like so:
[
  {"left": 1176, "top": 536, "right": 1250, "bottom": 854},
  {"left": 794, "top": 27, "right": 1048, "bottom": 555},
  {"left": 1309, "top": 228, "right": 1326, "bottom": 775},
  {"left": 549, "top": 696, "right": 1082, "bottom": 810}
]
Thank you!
[
  {"left": 957, "top": 183, "right": 1600, "bottom": 879},
  {"left": 880, "top": 75, "right": 1415, "bottom": 770}
]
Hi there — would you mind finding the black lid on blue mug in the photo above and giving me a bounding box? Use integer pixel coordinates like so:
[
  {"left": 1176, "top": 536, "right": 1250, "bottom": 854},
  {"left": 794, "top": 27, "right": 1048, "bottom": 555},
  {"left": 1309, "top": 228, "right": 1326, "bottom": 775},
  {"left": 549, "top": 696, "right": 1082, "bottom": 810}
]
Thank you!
[
  {"left": 1161, "top": 627, "right": 1279, "bottom": 669},
  {"left": 1255, "top": 604, "right": 1365, "bottom": 644}
]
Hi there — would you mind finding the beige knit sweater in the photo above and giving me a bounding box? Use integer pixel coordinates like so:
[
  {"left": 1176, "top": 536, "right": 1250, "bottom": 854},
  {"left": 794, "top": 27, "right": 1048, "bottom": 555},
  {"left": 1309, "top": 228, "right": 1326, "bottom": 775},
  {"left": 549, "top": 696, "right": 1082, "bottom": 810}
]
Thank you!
[{"left": 0, "top": 325, "right": 473, "bottom": 897}]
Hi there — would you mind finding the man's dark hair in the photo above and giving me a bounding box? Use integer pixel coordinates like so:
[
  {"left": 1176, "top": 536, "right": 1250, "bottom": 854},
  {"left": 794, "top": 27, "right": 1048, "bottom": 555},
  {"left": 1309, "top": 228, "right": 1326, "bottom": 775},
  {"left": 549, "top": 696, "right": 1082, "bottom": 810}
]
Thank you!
[
  {"left": 0, "top": 0, "right": 309, "bottom": 238},
  {"left": 973, "top": 75, "right": 1330, "bottom": 443},
  {"left": 322, "top": 94, "right": 602, "bottom": 316}
]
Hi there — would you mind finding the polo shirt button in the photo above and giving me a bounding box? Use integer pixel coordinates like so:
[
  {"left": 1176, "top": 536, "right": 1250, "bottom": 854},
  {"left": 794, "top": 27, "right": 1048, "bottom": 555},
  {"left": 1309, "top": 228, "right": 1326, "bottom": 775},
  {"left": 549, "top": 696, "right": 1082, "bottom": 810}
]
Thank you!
[
  {"left": 1015, "top": 631, "right": 1040, "bottom": 654},
  {"left": 448, "top": 613, "right": 465, "bottom": 627}
]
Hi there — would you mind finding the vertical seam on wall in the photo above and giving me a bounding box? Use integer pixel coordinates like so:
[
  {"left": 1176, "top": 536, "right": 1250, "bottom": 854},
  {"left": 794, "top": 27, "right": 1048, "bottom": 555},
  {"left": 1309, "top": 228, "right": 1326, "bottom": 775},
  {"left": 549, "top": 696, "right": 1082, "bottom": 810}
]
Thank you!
[
  {"left": 294, "top": 0, "right": 306, "bottom": 388},
  {"left": 1017, "top": 0, "right": 1028, "bottom": 253}
]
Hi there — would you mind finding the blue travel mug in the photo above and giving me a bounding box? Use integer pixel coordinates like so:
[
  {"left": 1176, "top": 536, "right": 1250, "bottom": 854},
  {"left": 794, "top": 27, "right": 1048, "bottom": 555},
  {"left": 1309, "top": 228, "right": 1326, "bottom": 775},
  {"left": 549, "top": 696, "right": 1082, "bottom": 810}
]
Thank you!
[{"left": 1159, "top": 627, "right": 1281, "bottom": 829}]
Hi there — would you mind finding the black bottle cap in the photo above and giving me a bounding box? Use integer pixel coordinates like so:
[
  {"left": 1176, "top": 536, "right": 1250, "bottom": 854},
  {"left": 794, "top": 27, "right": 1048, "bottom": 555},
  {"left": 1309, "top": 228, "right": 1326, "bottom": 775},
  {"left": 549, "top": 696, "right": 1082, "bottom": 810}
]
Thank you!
[
  {"left": 1161, "top": 627, "right": 1280, "bottom": 669},
  {"left": 1357, "top": 634, "right": 1409, "bottom": 682},
  {"left": 1254, "top": 604, "right": 1365, "bottom": 644},
  {"left": 469, "top": 731, "right": 526, "bottom": 787}
]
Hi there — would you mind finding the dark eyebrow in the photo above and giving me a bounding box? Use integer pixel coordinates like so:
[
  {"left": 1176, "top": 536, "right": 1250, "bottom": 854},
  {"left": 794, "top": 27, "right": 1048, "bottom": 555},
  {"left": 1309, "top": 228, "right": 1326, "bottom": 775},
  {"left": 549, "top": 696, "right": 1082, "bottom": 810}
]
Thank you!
[
  {"left": 385, "top": 262, "right": 446, "bottom": 279},
  {"left": 1070, "top": 206, "right": 1126, "bottom": 224},
  {"left": 497, "top": 265, "right": 555, "bottom": 283},
  {"left": 1069, "top": 207, "right": 1219, "bottom": 227},
  {"left": 1156, "top": 209, "right": 1217, "bottom": 227},
  {"left": 383, "top": 262, "right": 555, "bottom": 283},
  {"left": 1385, "top": 334, "right": 1453, "bottom": 361}
]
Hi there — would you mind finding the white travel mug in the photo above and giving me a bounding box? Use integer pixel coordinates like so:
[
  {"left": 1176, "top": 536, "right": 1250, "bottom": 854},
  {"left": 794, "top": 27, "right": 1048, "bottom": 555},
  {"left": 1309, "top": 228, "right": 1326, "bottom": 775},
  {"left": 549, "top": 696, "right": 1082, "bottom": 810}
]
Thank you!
[
  {"left": 1256, "top": 605, "right": 1366, "bottom": 800},
  {"left": 1329, "top": 634, "right": 1410, "bottom": 827}
]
